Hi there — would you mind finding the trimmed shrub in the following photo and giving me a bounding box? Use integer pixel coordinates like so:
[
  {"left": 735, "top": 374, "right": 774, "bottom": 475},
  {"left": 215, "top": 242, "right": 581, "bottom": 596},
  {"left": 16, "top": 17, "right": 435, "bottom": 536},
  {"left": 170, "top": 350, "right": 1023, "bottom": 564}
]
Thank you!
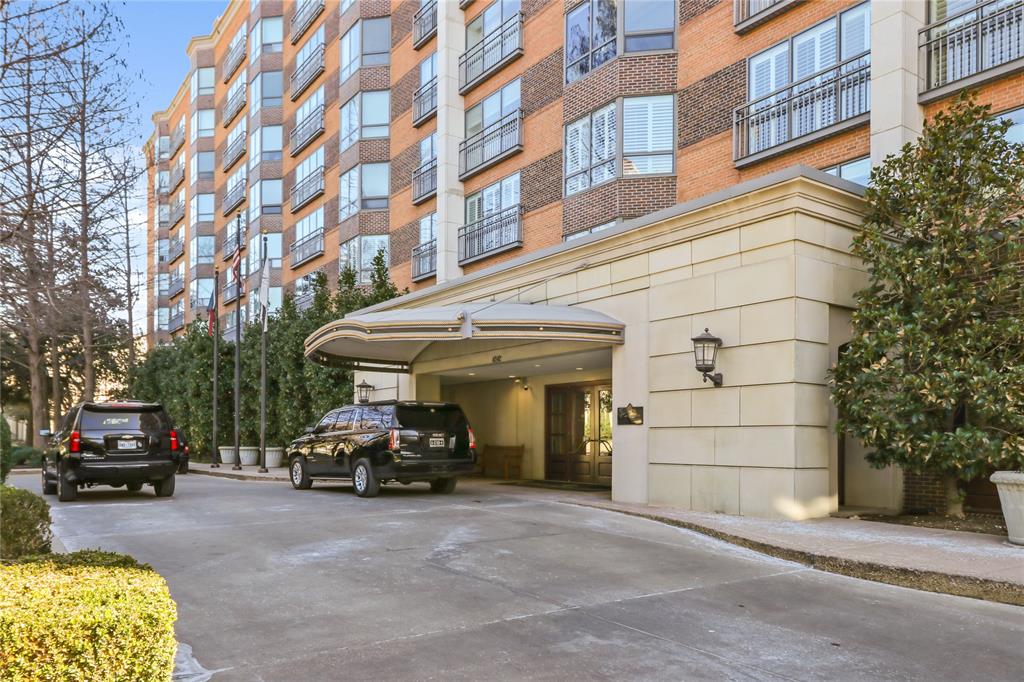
[
  {"left": 11, "top": 446, "right": 44, "bottom": 467},
  {"left": 8, "top": 549, "right": 151, "bottom": 571},
  {"left": 0, "top": 417, "right": 12, "bottom": 483},
  {"left": 0, "top": 486, "right": 52, "bottom": 559},
  {"left": 0, "top": 555, "right": 177, "bottom": 681}
]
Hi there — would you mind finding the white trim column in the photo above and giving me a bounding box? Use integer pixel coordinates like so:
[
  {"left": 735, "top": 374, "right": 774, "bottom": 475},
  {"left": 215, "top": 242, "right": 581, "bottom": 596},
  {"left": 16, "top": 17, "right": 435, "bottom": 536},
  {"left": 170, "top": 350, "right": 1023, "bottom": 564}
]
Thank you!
[
  {"left": 870, "top": 0, "right": 926, "bottom": 166},
  {"left": 435, "top": 1, "right": 465, "bottom": 283}
]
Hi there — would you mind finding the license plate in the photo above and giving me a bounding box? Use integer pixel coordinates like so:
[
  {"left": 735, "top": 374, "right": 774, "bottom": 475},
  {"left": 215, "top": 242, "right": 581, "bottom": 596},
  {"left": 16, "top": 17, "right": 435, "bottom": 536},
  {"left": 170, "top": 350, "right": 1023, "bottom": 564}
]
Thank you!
[
  {"left": 117, "top": 439, "right": 137, "bottom": 450},
  {"left": 429, "top": 437, "right": 445, "bottom": 449}
]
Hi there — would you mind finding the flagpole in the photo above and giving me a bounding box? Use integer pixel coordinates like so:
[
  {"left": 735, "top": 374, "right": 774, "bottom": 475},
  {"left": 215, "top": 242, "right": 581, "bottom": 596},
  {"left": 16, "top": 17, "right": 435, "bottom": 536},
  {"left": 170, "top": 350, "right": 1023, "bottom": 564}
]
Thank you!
[
  {"left": 211, "top": 267, "right": 220, "bottom": 468},
  {"left": 258, "top": 231, "right": 268, "bottom": 473},
  {"left": 232, "top": 211, "right": 242, "bottom": 471}
]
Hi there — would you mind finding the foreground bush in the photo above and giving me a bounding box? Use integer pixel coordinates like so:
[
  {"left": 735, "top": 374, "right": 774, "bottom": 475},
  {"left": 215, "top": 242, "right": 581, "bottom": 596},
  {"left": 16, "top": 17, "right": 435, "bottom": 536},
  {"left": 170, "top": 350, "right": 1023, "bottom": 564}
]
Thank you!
[
  {"left": 0, "top": 553, "right": 177, "bottom": 681},
  {"left": 0, "top": 486, "right": 52, "bottom": 559}
]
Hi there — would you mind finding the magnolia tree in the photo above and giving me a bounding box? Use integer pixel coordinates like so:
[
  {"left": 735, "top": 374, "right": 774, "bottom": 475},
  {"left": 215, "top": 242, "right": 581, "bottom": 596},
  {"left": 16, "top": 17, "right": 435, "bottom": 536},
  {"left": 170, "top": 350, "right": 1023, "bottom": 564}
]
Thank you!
[{"left": 831, "top": 94, "right": 1024, "bottom": 508}]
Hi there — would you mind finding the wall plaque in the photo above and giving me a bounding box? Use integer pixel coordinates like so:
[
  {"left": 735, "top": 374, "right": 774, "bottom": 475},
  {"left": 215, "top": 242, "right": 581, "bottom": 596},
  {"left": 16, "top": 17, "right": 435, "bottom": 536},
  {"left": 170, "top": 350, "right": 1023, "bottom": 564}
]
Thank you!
[{"left": 617, "top": 404, "right": 643, "bottom": 425}]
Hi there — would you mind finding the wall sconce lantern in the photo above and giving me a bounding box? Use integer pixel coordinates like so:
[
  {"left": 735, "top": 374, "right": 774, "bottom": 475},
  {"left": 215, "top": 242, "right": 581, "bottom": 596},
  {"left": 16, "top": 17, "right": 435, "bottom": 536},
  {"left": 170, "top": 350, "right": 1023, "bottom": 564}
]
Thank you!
[
  {"left": 691, "top": 328, "right": 723, "bottom": 387},
  {"left": 356, "top": 379, "right": 374, "bottom": 403}
]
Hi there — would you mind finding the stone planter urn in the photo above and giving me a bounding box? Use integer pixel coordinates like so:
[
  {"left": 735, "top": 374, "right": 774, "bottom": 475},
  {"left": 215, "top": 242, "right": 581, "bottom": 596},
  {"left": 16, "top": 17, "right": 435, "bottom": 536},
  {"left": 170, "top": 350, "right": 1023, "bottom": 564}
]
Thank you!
[
  {"left": 239, "top": 446, "right": 260, "bottom": 466},
  {"left": 218, "top": 446, "right": 237, "bottom": 465},
  {"left": 991, "top": 471, "right": 1024, "bottom": 545},
  {"left": 265, "top": 447, "right": 284, "bottom": 468}
]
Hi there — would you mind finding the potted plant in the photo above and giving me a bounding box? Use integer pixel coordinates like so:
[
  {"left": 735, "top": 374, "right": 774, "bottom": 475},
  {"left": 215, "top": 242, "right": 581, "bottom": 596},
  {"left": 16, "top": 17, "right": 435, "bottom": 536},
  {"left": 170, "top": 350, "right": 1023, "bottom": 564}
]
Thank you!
[
  {"left": 265, "top": 447, "right": 284, "bottom": 468},
  {"left": 992, "top": 472, "right": 1024, "bottom": 545},
  {"left": 239, "top": 446, "right": 259, "bottom": 466}
]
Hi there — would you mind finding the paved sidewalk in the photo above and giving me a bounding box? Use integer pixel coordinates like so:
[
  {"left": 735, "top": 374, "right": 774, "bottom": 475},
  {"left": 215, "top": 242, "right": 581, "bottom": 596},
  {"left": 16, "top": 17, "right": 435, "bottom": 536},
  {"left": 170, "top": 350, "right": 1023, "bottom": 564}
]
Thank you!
[{"left": 188, "top": 463, "right": 1023, "bottom": 604}]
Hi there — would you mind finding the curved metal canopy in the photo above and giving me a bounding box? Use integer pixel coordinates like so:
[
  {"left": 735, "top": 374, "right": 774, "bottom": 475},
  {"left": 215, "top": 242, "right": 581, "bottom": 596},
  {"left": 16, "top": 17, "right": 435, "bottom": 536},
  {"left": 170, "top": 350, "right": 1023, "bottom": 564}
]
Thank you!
[{"left": 304, "top": 302, "right": 625, "bottom": 372}]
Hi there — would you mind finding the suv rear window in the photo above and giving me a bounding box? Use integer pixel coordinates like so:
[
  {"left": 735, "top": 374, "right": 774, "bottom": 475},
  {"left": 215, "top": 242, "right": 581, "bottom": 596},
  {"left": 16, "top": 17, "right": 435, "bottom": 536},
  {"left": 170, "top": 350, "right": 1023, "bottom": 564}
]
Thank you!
[
  {"left": 79, "top": 407, "right": 171, "bottom": 432},
  {"left": 396, "top": 405, "right": 467, "bottom": 431}
]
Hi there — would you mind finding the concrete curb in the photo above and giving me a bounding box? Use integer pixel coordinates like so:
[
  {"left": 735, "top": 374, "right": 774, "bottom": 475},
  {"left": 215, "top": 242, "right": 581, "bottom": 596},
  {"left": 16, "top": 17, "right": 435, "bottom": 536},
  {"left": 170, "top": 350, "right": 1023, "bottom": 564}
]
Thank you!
[
  {"left": 188, "top": 466, "right": 289, "bottom": 482},
  {"left": 568, "top": 501, "right": 1024, "bottom": 608}
]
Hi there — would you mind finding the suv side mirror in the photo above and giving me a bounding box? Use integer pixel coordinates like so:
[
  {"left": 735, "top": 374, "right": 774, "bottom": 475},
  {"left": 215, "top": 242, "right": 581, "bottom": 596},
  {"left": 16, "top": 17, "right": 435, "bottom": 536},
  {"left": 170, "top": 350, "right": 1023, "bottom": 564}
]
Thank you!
[{"left": 38, "top": 429, "right": 52, "bottom": 438}]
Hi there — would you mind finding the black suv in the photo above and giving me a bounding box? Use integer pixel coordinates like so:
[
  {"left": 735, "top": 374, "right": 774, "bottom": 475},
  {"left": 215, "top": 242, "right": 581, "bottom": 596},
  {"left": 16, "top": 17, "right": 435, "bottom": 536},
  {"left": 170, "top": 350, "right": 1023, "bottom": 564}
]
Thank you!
[
  {"left": 41, "top": 401, "right": 182, "bottom": 501},
  {"left": 287, "top": 401, "right": 476, "bottom": 497}
]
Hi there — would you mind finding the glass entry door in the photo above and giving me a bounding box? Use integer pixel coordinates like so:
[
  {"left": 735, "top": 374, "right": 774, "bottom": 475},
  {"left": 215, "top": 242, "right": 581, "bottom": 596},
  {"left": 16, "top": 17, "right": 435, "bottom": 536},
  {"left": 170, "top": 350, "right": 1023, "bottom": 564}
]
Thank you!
[{"left": 545, "top": 383, "right": 612, "bottom": 486}]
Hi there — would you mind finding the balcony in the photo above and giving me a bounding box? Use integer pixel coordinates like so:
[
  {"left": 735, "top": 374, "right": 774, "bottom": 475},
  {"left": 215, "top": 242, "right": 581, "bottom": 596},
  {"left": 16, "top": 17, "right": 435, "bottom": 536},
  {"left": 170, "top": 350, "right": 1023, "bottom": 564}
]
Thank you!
[
  {"left": 223, "top": 280, "right": 240, "bottom": 303},
  {"left": 223, "top": 89, "right": 246, "bottom": 128},
  {"left": 290, "top": 230, "right": 324, "bottom": 268},
  {"left": 411, "top": 239, "right": 436, "bottom": 281},
  {"left": 919, "top": 0, "right": 1024, "bottom": 101},
  {"left": 168, "top": 275, "right": 185, "bottom": 298},
  {"left": 459, "top": 110, "right": 523, "bottom": 180},
  {"left": 222, "top": 39, "right": 246, "bottom": 83},
  {"left": 167, "top": 237, "right": 185, "bottom": 263},
  {"left": 223, "top": 135, "right": 246, "bottom": 171},
  {"left": 223, "top": 182, "right": 246, "bottom": 215},
  {"left": 411, "top": 158, "right": 437, "bottom": 204},
  {"left": 459, "top": 13, "right": 522, "bottom": 93},
  {"left": 458, "top": 204, "right": 523, "bottom": 264},
  {"left": 290, "top": 0, "right": 324, "bottom": 44},
  {"left": 733, "top": 53, "right": 870, "bottom": 165},
  {"left": 170, "top": 127, "right": 185, "bottom": 155},
  {"left": 169, "top": 200, "right": 185, "bottom": 226},
  {"left": 412, "top": 77, "right": 438, "bottom": 127},
  {"left": 290, "top": 105, "right": 325, "bottom": 156},
  {"left": 291, "top": 167, "right": 325, "bottom": 211},
  {"left": 733, "top": 0, "right": 802, "bottom": 33},
  {"left": 168, "top": 311, "right": 185, "bottom": 332},
  {"left": 290, "top": 44, "right": 325, "bottom": 101},
  {"left": 413, "top": 0, "right": 437, "bottom": 48},
  {"left": 294, "top": 290, "right": 314, "bottom": 311},
  {"left": 223, "top": 225, "right": 245, "bottom": 260},
  {"left": 169, "top": 164, "right": 185, "bottom": 191}
]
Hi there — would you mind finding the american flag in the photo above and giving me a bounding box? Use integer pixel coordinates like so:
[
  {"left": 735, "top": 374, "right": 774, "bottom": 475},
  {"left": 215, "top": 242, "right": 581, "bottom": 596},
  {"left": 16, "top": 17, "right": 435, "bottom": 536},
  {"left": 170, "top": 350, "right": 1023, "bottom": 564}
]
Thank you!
[{"left": 231, "top": 248, "right": 244, "bottom": 295}]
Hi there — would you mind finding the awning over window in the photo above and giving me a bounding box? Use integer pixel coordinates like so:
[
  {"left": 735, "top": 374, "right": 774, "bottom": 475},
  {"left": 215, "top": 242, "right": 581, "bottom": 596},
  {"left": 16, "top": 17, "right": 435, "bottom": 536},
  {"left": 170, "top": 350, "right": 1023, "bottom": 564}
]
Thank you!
[{"left": 304, "top": 302, "right": 625, "bottom": 372}]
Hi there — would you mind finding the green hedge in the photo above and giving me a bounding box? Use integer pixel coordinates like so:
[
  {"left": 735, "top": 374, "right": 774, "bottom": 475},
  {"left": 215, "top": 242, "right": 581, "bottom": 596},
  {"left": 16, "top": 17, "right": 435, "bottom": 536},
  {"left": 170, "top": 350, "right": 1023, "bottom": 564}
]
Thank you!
[
  {"left": 0, "top": 486, "right": 52, "bottom": 559},
  {"left": 1, "top": 417, "right": 12, "bottom": 483},
  {"left": 0, "top": 553, "right": 177, "bottom": 681}
]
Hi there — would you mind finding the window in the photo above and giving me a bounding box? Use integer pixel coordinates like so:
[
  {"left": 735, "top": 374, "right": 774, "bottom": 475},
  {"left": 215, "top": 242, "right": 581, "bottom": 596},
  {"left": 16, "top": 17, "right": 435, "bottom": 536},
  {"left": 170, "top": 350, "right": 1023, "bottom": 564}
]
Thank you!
[
  {"left": 158, "top": 170, "right": 169, "bottom": 193},
  {"left": 191, "top": 109, "right": 214, "bottom": 141},
  {"left": 421, "top": 51, "right": 437, "bottom": 86},
  {"left": 296, "top": 25, "right": 324, "bottom": 66},
  {"left": 189, "top": 193, "right": 214, "bottom": 226},
  {"left": 189, "top": 67, "right": 214, "bottom": 100},
  {"left": 340, "top": 18, "right": 391, "bottom": 82},
  {"left": 419, "top": 212, "right": 437, "bottom": 244},
  {"left": 420, "top": 132, "right": 437, "bottom": 164},
  {"left": 824, "top": 156, "right": 871, "bottom": 186},
  {"left": 158, "top": 204, "right": 170, "bottom": 225},
  {"left": 339, "top": 166, "right": 359, "bottom": 220},
  {"left": 296, "top": 145, "right": 324, "bottom": 184},
  {"left": 250, "top": 17, "right": 283, "bottom": 62},
  {"left": 565, "top": 0, "right": 616, "bottom": 84},
  {"left": 340, "top": 24, "right": 360, "bottom": 82},
  {"left": 248, "top": 125, "right": 282, "bottom": 169},
  {"left": 340, "top": 234, "right": 389, "bottom": 284},
  {"left": 193, "top": 151, "right": 214, "bottom": 181},
  {"left": 465, "top": 78, "right": 520, "bottom": 138},
  {"left": 250, "top": 71, "right": 282, "bottom": 117},
  {"left": 295, "top": 207, "right": 324, "bottom": 242},
  {"left": 361, "top": 163, "right": 389, "bottom": 209},
  {"left": 227, "top": 68, "right": 246, "bottom": 103},
  {"left": 229, "top": 23, "right": 246, "bottom": 53},
  {"left": 189, "top": 235, "right": 215, "bottom": 266},
  {"left": 158, "top": 307, "right": 170, "bottom": 330},
  {"left": 189, "top": 278, "right": 214, "bottom": 309},
  {"left": 157, "top": 273, "right": 169, "bottom": 294},
  {"left": 466, "top": 0, "right": 520, "bottom": 49},
  {"left": 622, "top": 95, "right": 673, "bottom": 175},
  {"left": 227, "top": 166, "right": 246, "bottom": 197},
  {"left": 297, "top": 85, "right": 324, "bottom": 125},
  {"left": 565, "top": 102, "right": 615, "bottom": 195},
  {"left": 247, "top": 286, "right": 281, "bottom": 317},
  {"left": 158, "top": 135, "right": 170, "bottom": 160},
  {"left": 1003, "top": 106, "right": 1024, "bottom": 145},
  {"left": 466, "top": 172, "right": 520, "bottom": 225},
  {"left": 340, "top": 90, "right": 391, "bottom": 151},
  {"left": 246, "top": 231, "right": 283, "bottom": 273},
  {"left": 341, "top": 0, "right": 354, "bottom": 12},
  {"left": 623, "top": 0, "right": 674, "bottom": 52},
  {"left": 248, "top": 179, "right": 283, "bottom": 222}
]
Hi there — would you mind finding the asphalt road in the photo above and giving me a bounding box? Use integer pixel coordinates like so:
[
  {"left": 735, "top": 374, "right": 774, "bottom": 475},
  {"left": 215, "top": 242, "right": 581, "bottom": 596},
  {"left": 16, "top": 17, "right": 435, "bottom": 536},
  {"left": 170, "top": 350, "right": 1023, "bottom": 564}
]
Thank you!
[{"left": 9, "top": 472, "right": 1023, "bottom": 681}]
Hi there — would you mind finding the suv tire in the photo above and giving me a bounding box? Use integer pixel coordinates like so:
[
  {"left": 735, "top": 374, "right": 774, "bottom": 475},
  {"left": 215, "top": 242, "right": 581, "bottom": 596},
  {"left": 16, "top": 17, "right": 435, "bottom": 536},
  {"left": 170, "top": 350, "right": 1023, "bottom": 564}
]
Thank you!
[
  {"left": 430, "top": 477, "right": 457, "bottom": 494},
  {"left": 126, "top": 482, "right": 144, "bottom": 492},
  {"left": 352, "top": 458, "right": 380, "bottom": 498},
  {"left": 41, "top": 466, "right": 57, "bottom": 495},
  {"left": 57, "top": 460, "right": 77, "bottom": 502},
  {"left": 290, "top": 456, "right": 312, "bottom": 490},
  {"left": 154, "top": 475, "right": 175, "bottom": 497}
]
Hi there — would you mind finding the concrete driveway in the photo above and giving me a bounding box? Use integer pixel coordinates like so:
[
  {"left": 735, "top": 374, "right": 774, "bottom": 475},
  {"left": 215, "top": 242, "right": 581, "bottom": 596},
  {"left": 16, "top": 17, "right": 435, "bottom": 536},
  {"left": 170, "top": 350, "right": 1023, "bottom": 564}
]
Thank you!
[{"left": 9, "top": 473, "right": 1023, "bottom": 681}]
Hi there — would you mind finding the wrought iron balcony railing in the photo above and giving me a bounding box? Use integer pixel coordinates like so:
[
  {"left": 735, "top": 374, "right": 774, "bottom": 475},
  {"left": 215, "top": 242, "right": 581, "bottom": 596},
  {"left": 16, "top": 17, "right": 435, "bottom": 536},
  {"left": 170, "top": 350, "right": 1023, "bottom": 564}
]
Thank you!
[
  {"left": 222, "top": 39, "right": 246, "bottom": 83},
  {"left": 459, "top": 13, "right": 522, "bottom": 93},
  {"left": 291, "top": 167, "right": 325, "bottom": 211},
  {"left": 167, "top": 237, "right": 185, "bottom": 263},
  {"left": 919, "top": 0, "right": 1024, "bottom": 96},
  {"left": 223, "top": 280, "right": 240, "bottom": 303},
  {"left": 411, "top": 158, "right": 437, "bottom": 204},
  {"left": 290, "top": 105, "right": 325, "bottom": 156},
  {"left": 168, "top": 311, "right": 185, "bottom": 332},
  {"left": 412, "top": 77, "right": 438, "bottom": 127},
  {"left": 168, "top": 275, "right": 185, "bottom": 298},
  {"left": 170, "top": 127, "right": 185, "bottom": 154},
  {"left": 413, "top": 0, "right": 438, "bottom": 48},
  {"left": 223, "top": 222, "right": 246, "bottom": 260},
  {"left": 733, "top": 53, "right": 870, "bottom": 163},
  {"left": 459, "top": 109, "right": 523, "bottom": 179},
  {"left": 169, "top": 164, "right": 185, "bottom": 191},
  {"left": 223, "top": 89, "right": 246, "bottom": 127},
  {"left": 290, "top": 44, "right": 325, "bottom": 101},
  {"left": 223, "top": 183, "right": 246, "bottom": 215},
  {"left": 223, "top": 135, "right": 246, "bottom": 171},
  {"left": 458, "top": 204, "right": 523, "bottom": 264},
  {"left": 290, "top": 230, "right": 324, "bottom": 268},
  {"left": 411, "top": 239, "right": 437, "bottom": 281},
  {"left": 169, "top": 200, "right": 186, "bottom": 226},
  {"left": 291, "top": 0, "right": 325, "bottom": 44}
]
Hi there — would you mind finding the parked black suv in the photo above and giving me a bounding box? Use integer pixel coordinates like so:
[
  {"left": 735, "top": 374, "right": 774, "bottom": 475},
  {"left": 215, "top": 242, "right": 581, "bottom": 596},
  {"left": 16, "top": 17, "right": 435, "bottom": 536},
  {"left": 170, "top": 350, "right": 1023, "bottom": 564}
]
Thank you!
[
  {"left": 41, "top": 401, "right": 182, "bottom": 501},
  {"left": 287, "top": 401, "right": 476, "bottom": 497}
]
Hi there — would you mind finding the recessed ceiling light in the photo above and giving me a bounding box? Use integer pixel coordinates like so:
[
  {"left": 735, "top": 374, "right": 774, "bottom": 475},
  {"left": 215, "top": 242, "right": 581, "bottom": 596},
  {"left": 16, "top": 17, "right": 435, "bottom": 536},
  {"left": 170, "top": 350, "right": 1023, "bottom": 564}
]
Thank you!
[
  {"left": 534, "top": 364, "right": 541, "bottom": 368},
  {"left": 508, "top": 375, "right": 516, "bottom": 378},
  {"left": 575, "top": 367, "right": 583, "bottom": 371},
  {"left": 468, "top": 372, "right": 475, "bottom": 376}
]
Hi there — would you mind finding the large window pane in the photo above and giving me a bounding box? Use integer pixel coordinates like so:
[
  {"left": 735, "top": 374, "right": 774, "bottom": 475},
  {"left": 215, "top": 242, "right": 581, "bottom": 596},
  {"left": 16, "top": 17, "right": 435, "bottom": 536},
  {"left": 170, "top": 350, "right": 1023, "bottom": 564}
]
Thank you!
[
  {"left": 362, "top": 91, "right": 390, "bottom": 137},
  {"left": 362, "top": 17, "right": 391, "bottom": 65},
  {"left": 361, "top": 163, "right": 389, "bottom": 209},
  {"left": 624, "top": 0, "right": 674, "bottom": 52},
  {"left": 622, "top": 95, "right": 673, "bottom": 175}
]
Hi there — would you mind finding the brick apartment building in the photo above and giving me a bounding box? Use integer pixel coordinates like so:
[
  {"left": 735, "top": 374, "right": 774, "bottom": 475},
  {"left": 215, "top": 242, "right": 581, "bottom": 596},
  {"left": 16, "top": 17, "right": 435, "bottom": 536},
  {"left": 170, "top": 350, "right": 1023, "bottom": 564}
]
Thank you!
[{"left": 145, "top": 0, "right": 1023, "bottom": 516}]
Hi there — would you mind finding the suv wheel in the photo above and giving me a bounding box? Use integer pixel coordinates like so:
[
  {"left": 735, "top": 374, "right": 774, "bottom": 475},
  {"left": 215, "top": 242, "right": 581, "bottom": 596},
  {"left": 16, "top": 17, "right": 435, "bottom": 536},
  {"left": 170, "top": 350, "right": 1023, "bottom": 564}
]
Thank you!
[
  {"left": 154, "top": 475, "right": 175, "bottom": 498},
  {"left": 57, "top": 460, "right": 77, "bottom": 502},
  {"left": 430, "top": 477, "right": 457, "bottom": 494},
  {"left": 352, "top": 458, "right": 380, "bottom": 498},
  {"left": 41, "top": 465, "right": 57, "bottom": 495},
  {"left": 290, "top": 456, "right": 312, "bottom": 490}
]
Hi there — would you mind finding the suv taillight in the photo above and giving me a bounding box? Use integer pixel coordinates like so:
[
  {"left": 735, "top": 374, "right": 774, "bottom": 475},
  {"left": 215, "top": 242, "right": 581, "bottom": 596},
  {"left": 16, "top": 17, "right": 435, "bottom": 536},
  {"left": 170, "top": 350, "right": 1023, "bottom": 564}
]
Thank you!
[
  {"left": 388, "top": 428, "right": 400, "bottom": 451},
  {"left": 69, "top": 431, "right": 81, "bottom": 453},
  {"left": 467, "top": 426, "right": 476, "bottom": 451},
  {"left": 170, "top": 430, "right": 179, "bottom": 451}
]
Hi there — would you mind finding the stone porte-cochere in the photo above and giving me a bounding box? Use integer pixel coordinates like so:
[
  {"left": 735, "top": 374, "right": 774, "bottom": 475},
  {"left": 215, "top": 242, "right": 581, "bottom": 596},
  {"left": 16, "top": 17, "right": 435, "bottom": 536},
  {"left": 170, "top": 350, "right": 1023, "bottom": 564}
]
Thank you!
[{"left": 307, "top": 166, "right": 893, "bottom": 520}]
